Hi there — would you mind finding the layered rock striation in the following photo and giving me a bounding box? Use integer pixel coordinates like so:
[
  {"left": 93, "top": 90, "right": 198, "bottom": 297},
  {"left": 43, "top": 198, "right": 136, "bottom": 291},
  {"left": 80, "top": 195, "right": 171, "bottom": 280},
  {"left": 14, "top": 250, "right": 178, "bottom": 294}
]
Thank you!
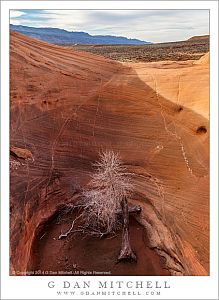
[{"left": 10, "top": 32, "right": 209, "bottom": 275}]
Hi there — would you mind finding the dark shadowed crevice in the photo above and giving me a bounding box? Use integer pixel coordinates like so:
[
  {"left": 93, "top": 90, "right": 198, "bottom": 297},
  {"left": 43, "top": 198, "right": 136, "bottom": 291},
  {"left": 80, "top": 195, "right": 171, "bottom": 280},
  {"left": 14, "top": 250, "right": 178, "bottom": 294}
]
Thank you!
[{"left": 196, "top": 126, "right": 207, "bottom": 134}]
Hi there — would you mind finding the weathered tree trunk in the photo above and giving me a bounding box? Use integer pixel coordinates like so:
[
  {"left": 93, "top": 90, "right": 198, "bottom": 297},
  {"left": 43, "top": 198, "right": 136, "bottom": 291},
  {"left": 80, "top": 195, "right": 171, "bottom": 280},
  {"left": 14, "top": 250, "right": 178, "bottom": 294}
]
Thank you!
[
  {"left": 118, "top": 197, "right": 137, "bottom": 262},
  {"left": 116, "top": 203, "right": 141, "bottom": 215}
]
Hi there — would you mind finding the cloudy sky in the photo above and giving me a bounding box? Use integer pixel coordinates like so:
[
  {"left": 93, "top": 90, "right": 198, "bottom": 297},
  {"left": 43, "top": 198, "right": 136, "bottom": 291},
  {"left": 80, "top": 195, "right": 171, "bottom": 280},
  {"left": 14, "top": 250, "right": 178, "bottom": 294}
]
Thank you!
[{"left": 10, "top": 9, "right": 209, "bottom": 43}]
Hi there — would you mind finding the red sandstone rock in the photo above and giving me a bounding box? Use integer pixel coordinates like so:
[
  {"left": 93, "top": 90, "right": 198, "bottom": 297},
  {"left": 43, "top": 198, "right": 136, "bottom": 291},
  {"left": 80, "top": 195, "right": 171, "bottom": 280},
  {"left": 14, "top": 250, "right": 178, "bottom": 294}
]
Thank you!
[{"left": 10, "top": 32, "right": 209, "bottom": 275}]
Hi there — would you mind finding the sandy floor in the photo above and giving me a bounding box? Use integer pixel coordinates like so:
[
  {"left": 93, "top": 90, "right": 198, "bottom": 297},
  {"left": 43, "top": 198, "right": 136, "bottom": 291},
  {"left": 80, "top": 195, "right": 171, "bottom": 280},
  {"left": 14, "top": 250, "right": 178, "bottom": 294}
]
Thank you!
[{"left": 29, "top": 210, "right": 169, "bottom": 276}]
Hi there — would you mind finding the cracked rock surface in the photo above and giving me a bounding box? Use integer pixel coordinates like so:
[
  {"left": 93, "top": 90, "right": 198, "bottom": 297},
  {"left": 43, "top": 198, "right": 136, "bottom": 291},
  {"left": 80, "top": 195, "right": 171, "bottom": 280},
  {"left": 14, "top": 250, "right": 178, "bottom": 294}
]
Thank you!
[{"left": 10, "top": 32, "right": 209, "bottom": 276}]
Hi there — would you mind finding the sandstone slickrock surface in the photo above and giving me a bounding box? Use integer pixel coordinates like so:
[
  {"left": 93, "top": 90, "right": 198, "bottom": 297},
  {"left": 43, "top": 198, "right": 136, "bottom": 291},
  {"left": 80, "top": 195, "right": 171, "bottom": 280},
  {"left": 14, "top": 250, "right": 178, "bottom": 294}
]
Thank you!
[{"left": 10, "top": 32, "right": 209, "bottom": 275}]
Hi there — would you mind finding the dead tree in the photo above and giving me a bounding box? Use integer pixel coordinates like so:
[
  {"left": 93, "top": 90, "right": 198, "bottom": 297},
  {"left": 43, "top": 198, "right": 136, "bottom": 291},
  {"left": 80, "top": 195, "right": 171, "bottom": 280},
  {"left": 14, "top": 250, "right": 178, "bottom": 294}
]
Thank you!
[
  {"left": 118, "top": 197, "right": 137, "bottom": 261},
  {"left": 82, "top": 150, "right": 141, "bottom": 262}
]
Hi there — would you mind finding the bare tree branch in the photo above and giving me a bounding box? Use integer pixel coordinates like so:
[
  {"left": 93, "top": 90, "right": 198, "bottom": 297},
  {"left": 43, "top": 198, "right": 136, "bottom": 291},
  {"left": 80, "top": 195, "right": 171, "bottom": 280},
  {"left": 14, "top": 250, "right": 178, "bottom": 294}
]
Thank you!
[
  {"left": 58, "top": 150, "right": 140, "bottom": 263},
  {"left": 58, "top": 214, "right": 82, "bottom": 239},
  {"left": 81, "top": 150, "right": 134, "bottom": 235}
]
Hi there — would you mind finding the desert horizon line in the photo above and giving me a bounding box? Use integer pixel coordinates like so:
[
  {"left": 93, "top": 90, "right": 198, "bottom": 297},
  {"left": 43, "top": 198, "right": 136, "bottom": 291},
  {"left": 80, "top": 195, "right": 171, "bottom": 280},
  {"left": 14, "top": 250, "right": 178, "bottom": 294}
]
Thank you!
[
  {"left": 9, "top": 23, "right": 209, "bottom": 45},
  {"left": 9, "top": 9, "right": 209, "bottom": 43}
]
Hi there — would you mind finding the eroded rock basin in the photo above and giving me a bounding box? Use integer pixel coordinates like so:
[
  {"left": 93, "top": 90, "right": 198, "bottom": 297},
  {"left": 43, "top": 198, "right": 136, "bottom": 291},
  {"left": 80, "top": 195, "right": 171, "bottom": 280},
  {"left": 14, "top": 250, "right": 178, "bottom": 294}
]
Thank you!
[
  {"left": 29, "top": 209, "right": 169, "bottom": 276},
  {"left": 10, "top": 32, "right": 209, "bottom": 276}
]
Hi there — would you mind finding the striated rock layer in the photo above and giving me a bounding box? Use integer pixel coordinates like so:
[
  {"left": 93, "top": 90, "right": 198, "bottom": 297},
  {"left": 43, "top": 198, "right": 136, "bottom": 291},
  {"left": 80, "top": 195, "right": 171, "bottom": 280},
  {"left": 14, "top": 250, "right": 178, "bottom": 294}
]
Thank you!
[{"left": 10, "top": 32, "right": 209, "bottom": 275}]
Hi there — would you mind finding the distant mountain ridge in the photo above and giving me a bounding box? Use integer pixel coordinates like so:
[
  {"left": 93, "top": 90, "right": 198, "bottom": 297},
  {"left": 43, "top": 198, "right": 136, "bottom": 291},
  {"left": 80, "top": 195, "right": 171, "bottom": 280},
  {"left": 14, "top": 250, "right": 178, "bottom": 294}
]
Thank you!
[{"left": 10, "top": 24, "right": 151, "bottom": 45}]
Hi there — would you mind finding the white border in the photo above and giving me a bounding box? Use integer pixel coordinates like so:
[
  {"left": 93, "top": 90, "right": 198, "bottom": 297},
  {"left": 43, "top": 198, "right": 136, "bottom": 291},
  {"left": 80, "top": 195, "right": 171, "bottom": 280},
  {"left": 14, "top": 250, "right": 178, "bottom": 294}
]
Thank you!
[{"left": 1, "top": 1, "right": 218, "bottom": 299}]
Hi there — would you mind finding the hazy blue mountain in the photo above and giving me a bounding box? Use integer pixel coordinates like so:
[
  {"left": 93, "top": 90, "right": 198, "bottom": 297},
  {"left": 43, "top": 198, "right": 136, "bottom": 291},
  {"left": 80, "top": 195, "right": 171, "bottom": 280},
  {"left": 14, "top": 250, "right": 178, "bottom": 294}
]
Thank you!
[{"left": 10, "top": 24, "right": 151, "bottom": 45}]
